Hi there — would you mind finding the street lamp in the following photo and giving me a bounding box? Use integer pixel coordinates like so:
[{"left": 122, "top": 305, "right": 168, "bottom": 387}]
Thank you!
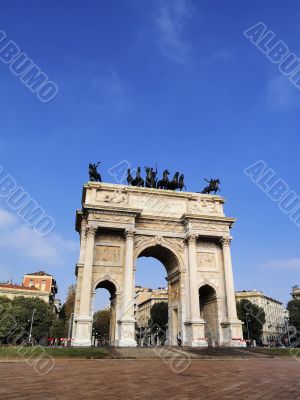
[
  {"left": 284, "top": 316, "right": 291, "bottom": 348},
  {"left": 28, "top": 309, "right": 36, "bottom": 346},
  {"left": 67, "top": 313, "right": 74, "bottom": 346},
  {"left": 245, "top": 312, "right": 251, "bottom": 343}
]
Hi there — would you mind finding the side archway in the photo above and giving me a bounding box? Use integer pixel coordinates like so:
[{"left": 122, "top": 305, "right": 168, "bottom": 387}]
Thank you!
[
  {"left": 199, "top": 284, "right": 219, "bottom": 346},
  {"left": 92, "top": 279, "right": 118, "bottom": 346}
]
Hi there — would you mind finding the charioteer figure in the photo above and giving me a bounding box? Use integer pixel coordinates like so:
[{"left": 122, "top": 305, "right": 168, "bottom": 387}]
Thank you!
[{"left": 89, "top": 162, "right": 102, "bottom": 182}]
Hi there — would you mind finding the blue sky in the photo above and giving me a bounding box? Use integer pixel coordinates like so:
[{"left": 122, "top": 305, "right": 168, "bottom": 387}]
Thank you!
[{"left": 0, "top": 0, "right": 300, "bottom": 308}]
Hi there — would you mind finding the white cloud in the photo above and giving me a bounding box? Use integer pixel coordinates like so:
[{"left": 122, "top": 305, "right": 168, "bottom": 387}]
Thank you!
[
  {"left": 154, "top": 0, "right": 192, "bottom": 65},
  {"left": 0, "top": 208, "right": 77, "bottom": 267},
  {"left": 0, "top": 209, "right": 18, "bottom": 227},
  {"left": 262, "top": 258, "right": 300, "bottom": 270},
  {"left": 266, "top": 75, "right": 299, "bottom": 110}
]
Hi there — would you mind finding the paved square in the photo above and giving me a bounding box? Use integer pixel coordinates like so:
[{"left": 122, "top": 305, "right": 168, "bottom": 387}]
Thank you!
[{"left": 1, "top": 359, "right": 300, "bottom": 399}]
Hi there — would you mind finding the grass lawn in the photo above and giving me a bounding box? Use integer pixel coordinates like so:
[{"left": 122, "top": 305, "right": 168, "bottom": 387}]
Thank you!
[
  {"left": 0, "top": 346, "right": 112, "bottom": 359},
  {"left": 246, "top": 347, "right": 300, "bottom": 357}
]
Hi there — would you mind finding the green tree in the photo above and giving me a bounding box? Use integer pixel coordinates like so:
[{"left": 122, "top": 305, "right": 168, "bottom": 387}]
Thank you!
[
  {"left": 0, "top": 296, "right": 55, "bottom": 344},
  {"left": 236, "top": 299, "right": 266, "bottom": 342},
  {"left": 55, "top": 284, "right": 76, "bottom": 338},
  {"left": 148, "top": 302, "right": 168, "bottom": 341},
  {"left": 287, "top": 299, "right": 300, "bottom": 332},
  {"left": 93, "top": 309, "right": 110, "bottom": 344},
  {"left": 49, "top": 318, "right": 66, "bottom": 338}
]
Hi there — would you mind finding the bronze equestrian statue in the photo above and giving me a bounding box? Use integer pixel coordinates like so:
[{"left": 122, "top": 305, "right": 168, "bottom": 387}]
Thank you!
[
  {"left": 145, "top": 166, "right": 157, "bottom": 188},
  {"left": 157, "top": 169, "right": 170, "bottom": 189},
  {"left": 167, "top": 172, "right": 180, "bottom": 190},
  {"left": 178, "top": 174, "right": 186, "bottom": 191},
  {"left": 89, "top": 162, "right": 102, "bottom": 182},
  {"left": 202, "top": 179, "right": 220, "bottom": 195},
  {"left": 127, "top": 168, "right": 133, "bottom": 185},
  {"left": 130, "top": 167, "right": 144, "bottom": 187}
]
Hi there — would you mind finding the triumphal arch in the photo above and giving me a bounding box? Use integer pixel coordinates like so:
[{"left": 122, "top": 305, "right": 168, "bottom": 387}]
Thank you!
[{"left": 72, "top": 182, "right": 244, "bottom": 347}]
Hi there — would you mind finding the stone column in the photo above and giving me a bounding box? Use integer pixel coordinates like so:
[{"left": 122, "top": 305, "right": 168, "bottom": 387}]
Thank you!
[
  {"left": 73, "top": 225, "right": 96, "bottom": 346},
  {"left": 221, "top": 237, "right": 238, "bottom": 320},
  {"left": 220, "top": 236, "right": 245, "bottom": 346},
  {"left": 185, "top": 234, "right": 207, "bottom": 347},
  {"left": 187, "top": 234, "right": 200, "bottom": 320},
  {"left": 118, "top": 229, "right": 137, "bottom": 347}
]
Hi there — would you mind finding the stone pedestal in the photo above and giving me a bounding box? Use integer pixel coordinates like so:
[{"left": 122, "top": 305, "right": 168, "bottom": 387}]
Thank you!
[
  {"left": 221, "top": 319, "right": 246, "bottom": 347},
  {"left": 73, "top": 315, "right": 93, "bottom": 346},
  {"left": 118, "top": 317, "right": 137, "bottom": 347},
  {"left": 185, "top": 319, "right": 208, "bottom": 347}
]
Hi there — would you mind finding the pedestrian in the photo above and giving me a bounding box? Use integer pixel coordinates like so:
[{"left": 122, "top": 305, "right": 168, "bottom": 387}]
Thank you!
[{"left": 177, "top": 332, "right": 182, "bottom": 347}]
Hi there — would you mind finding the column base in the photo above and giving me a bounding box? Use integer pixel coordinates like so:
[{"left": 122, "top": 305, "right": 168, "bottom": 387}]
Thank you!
[
  {"left": 220, "top": 319, "right": 246, "bottom": 347},
  {"left": 118, "top": 317, "right": 137, "bottom": 347},
  {"left": 184, "top": 319, "right": 208, "bottom": 347},
  {"left": 72, "top": 315, "right": 92, "bottom": 347}
]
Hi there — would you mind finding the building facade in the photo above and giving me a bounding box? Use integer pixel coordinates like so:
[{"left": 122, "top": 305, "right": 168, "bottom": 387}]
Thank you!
[
  {"left": 291, "top": 285, "right": 300, "bottom": 300},
  {"left": 0, "top": 283, "right": 51, "bottom": 302},
  {"left": 72, "top": 181, "right": 244, "bottom": 347},
  {"left": 235, "top": 290, "right": 288, "bottom": 345},
  {"left": 0, "top": 271, "right": 59, "bottom": 310},
  {"left": 134, "top": 287, "right": 168, "bottom": 329}
]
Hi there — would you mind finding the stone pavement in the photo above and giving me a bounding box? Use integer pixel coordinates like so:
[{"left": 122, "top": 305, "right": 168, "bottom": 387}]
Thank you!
[{"left": 1, "top": 358, "right": 300, "bottom": 400}]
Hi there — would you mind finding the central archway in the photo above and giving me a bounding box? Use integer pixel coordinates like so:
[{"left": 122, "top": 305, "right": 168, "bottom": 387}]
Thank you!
[{"left": 135, "top": 244, "right": 182, "bottom": 346}]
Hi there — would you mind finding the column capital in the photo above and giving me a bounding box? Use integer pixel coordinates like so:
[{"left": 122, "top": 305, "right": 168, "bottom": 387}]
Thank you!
[
  {"left": 86, "top": 225, "right": 97, "bottom": 238},
  {"left": 125, "top": 229, "right": 135, "bottom": 239},
  {"left": 185, "top": 233, "right": 198, "bottom": 245},
  {"left": 220, "top": 236, "right": 231, "bottom": 247}
]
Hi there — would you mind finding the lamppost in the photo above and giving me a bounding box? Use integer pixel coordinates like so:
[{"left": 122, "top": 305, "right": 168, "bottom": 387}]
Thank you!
[
  {"left": 284, "top": 316, "right": 291, "bottom": 348},
  {"left": 67, "top": 313, "right": 74, "bottom": 346},
  {"left": 245, "top": 312, "right": 251, "bottom": 343},
  {"left": 28, "top": 309, "right": 36, "bottom": 346}
]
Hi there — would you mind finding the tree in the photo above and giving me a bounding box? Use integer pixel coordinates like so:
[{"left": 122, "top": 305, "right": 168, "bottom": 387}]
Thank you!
[
  {"left": 55, "top": 284, "right": 76, "bottom": 338},
  {"left": 49, "top": 318, "right": 66, "bottom": 339},
  {"left": 236, "top": 299, "right": 266, "bottom": 342},
  {"left": 287, "top": 299, "right": 300, "bottom": 333},
  {"left": 93, "top": 309, "right": 110, "bottom": 344},
  {"left": 0, "top": 296, "right": 55, "bottom": 344},
  {"left": 148, "top": 302, "right": 168, "bottom": 341},
  {"left": 63, "top": 284, "right": 76, "bottom": 322}
]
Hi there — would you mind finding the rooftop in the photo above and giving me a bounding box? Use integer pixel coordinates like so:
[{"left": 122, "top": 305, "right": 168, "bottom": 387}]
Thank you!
[
  {"left": 0, "top": 283, "right": 39, "bottom": 291},
  {"left": 25, "top": 271, "right": 52, "bottom": 277},
  {"left": 235, "top": 290, "right": 283, "bottom": 305}
]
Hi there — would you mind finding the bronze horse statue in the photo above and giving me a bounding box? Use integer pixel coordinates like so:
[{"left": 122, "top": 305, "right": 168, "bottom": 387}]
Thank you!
[
  {"left": 157, "top": 169, "right": 170, "bottom": 189},
  {"left": 145, "top": 166, "right": 157, "bottom": 188},
  {"left": 167, "top": 172, "right": 180, "bottom": 190},
  {"left": 202, "top": 179, "right": 220, "bottom": 195},
  {"left": 178, "top": 174, "right": 186, "bottom": 191},
  {"left": 130, "top": 167, "right": 144, "bottom": 187},
  {"left": 89, "top": 162, "right": 102, "bottom": 182},
  {"left": 127, "top": 168, "right": 134, "bottom": 185}
]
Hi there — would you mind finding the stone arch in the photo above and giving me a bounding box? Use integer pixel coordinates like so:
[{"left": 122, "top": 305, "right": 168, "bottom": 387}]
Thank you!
[
  {"left": 198, "top": 281, "right": 219, "bottom": 296},
  {"left": 198, "top": 284, "right": 219, "bottom": 346},
  {"left": 92, "top": 278, "right": 118, "bottom": 346},
  {"left": 135, "top": 243, "right": 183, "bottom": 346},
  {"left": 92, "top": 276, "right": 120, "bottom": 294},
  {"left": 134, "top": 241, "right": 183, "bottom": 273}
]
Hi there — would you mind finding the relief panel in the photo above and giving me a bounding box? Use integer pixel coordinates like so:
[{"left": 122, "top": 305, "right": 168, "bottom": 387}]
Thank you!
[{"left": 95, "top": 245, "right": 121, "bottom": 265}]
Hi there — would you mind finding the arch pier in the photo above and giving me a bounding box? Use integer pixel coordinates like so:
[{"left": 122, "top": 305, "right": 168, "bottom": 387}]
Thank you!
[{"left": 72, "top": 182, "right": 244, "bottom": 347}]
